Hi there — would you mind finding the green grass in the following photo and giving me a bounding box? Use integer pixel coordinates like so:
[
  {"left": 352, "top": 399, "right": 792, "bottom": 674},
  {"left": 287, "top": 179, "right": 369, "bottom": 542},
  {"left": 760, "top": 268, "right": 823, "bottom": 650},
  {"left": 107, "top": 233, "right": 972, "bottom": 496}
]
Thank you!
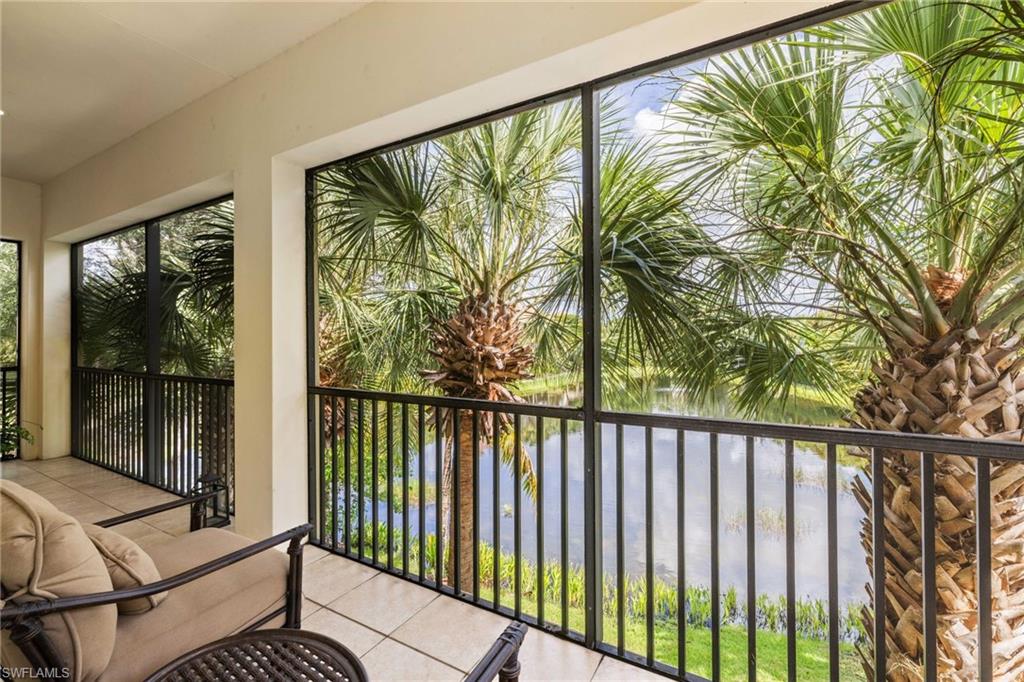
[
  {"left": 331, "top": 527, "right": 867, "bottom": 681},
  {"left": 518, "top": 594, "right": 863, "bottom": 682},
  {"left": 604, "top": 618, "right": 864, "bottom": 681}
]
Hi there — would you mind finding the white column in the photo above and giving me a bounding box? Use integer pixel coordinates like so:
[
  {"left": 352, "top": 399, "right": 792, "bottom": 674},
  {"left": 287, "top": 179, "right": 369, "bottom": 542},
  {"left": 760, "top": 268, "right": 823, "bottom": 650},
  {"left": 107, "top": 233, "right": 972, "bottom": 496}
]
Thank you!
[
  {"left": 232, "top": 154, "right": 308, "bottom": 539},
  {"left": 40, "top": 240, "right": 71, "bottom": 458}
]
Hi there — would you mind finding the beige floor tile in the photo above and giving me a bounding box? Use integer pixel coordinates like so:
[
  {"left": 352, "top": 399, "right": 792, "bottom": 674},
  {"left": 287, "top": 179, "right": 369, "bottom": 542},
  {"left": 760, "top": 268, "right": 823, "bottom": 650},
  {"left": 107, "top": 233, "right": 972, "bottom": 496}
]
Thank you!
[
  {"left": 138, "top": 507, "right": 192, "bottom": 536},
  {"left": 327, "top": 573, "right": 436, "bottom": 634},
  {"left": 302, "top": 598, "right": 322, "bottom": 620},
  {"left": 360, "top": 639, "right": 462, "bottom": 681},
  {"left": 304, "top": 554, "right": 378, "bottom": 606},
  {"left": 57, "top": 498, "right": 124, "bottom": 523},
  {"left": 109, "top": 520, "right": 174, "bottom": 547},
  {"left": 515, "top": 628, "right": 603, "bottom": 681},
  {"left": 391, "top": 594, "right": 511, "bottom": 672},
  {"left": 302, "top": 608, "right": 384, "bottom": 657},
  {"left": 303, "top": 544, "right": 330, "bottom": 565},
  {"left": 101, "top": 486, "right": 179, "bottom": 513},
  {"left": 590, "top": 656, "right": 663, "bottom": 681},
  {"left": 0, "top": 462, "right": 51, "bottom": 485},
  {"left": 15, "top": 477, "right": 80, "bottom": 500},
  {"left": 26, "top": 458, "right": 101, "bottom": 480}
]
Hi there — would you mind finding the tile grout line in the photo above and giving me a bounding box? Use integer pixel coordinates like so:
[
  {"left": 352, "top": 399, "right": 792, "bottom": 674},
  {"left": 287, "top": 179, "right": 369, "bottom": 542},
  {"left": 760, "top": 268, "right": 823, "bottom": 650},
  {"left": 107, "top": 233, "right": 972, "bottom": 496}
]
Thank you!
[
  {"left": 310, "top": 573, "right": 498, "bottom": 674},
  {"left": 21, "top": 459, "right": 175, "bottom": 539}
]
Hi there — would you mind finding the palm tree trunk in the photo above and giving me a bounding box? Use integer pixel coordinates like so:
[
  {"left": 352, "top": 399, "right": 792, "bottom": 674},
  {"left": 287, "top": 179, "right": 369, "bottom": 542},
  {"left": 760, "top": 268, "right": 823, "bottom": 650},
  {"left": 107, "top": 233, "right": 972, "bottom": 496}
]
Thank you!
[
  {"left": 853, "top": 329, "right": 1024, "bottom": 680},
  {"left": 441, "top": 411, "right": 476, "bottom": 592}
]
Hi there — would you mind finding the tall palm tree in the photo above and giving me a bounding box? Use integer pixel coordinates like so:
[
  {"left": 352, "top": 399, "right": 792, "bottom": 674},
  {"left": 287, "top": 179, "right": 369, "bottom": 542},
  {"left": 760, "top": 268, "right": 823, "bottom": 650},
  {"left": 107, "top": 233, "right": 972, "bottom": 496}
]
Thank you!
[
  {"left": 659, "top": 1, "right": 1024, "bottom": 677},
  {"left": 78, "top": 203, "right": 234, "bottom": 377},
  {"left": 311, "top": 100, "right": 754, "bottom": 585},
  {"left": 77, "top": 204, "right": 235, "bottom": 490}
]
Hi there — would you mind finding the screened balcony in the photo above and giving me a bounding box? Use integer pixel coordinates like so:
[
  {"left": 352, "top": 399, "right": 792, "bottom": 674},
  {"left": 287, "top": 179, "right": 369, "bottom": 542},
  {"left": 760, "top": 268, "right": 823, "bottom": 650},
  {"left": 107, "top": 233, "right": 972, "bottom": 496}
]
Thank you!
[{"left": 3, "top": 0, "right": 1023, "bottom": 681}]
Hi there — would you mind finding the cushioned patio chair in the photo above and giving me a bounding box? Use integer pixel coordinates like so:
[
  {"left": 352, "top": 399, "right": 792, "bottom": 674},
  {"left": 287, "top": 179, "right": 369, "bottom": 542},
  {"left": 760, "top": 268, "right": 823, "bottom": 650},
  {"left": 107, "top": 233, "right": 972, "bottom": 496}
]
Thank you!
[{"left": 0, "top": 478, "right": 310, "bottom": 681}]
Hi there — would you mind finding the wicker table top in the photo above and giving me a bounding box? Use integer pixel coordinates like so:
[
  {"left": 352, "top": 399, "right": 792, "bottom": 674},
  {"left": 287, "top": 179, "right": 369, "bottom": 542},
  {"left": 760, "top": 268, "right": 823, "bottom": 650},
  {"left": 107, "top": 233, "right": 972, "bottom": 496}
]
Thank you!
[{"left": 145, "top": 628, "right": 368, "bottom": 681}]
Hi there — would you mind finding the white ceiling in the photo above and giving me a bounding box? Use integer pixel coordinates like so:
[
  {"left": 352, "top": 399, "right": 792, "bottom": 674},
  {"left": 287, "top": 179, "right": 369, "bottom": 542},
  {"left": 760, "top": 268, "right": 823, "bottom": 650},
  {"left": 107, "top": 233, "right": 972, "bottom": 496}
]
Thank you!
[{"left": 1, "top": 1, "right": 366, "bottom": 184}]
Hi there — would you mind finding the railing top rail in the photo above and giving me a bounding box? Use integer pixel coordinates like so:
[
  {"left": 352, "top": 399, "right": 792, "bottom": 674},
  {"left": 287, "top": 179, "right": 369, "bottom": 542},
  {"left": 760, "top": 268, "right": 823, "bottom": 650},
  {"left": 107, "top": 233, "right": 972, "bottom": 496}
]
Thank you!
[
  {"left": 310, "top": 385, "right": 584, "bottom": 420},
  {"left": 73, "top": 366, "right": 234, "bottom": 386},
  {"left": 597, "top": 409, "right": 1024, "bottom": 460},
  {"left": 311, "top": 384, "right": 1024, "bottom": 459}
]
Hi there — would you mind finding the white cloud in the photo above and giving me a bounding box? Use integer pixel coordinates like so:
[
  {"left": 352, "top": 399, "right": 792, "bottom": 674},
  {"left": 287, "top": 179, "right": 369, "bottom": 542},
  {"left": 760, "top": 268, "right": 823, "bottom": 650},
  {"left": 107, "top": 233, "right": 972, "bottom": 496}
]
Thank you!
[{"left": 632, "top": 106, "right": 670, "bottom": 137}]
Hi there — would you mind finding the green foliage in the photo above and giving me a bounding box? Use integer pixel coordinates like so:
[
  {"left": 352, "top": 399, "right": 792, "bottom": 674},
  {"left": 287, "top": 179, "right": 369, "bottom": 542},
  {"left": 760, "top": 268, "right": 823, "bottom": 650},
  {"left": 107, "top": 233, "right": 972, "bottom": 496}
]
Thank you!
[
  {"left": 659, "top": 0, "right": 1024, "bottom": 413},
  {"left": 77, "top": 201, "right": 234, "bottom": 377},
  {"left": 0, "top": 242, "right": 18, "bottom": 366},
  {"left": 325, "top": 520, "right": 866, "bottom": 645}
]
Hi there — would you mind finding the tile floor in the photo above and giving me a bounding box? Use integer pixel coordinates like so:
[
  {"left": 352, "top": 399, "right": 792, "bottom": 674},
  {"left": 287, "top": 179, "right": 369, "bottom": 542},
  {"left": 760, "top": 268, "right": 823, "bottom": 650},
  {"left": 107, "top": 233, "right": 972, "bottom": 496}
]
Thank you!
[{"left": 1, "top": 455, "right": 660, "bottom": 681}]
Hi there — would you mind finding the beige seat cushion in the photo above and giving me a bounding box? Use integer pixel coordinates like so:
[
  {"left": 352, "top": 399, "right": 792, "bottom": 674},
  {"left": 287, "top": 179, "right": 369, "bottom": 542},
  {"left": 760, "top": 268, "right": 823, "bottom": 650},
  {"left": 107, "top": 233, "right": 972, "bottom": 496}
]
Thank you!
[
  {"left": 82, "top": 524, "right": 167, "bottom": 615},
  {"left": 100, "top": 528, "right": 288, "bottom": 681},
  {"left": 0, "top": 480, "right": 118, "bottom": 682}
]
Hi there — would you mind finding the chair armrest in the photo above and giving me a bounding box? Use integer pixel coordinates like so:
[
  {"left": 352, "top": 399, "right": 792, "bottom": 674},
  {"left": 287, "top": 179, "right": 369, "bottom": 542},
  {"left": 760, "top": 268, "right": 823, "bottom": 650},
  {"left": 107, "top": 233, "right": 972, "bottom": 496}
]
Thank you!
[
  {"left": 0, "top": 523, "right": 311, "bottom": 625},
  {"left": 466, "top": 622, "right": 528, "bottom": 682},
  {"left": 94, "top": 487, "right": 222, "bottom": 529}
]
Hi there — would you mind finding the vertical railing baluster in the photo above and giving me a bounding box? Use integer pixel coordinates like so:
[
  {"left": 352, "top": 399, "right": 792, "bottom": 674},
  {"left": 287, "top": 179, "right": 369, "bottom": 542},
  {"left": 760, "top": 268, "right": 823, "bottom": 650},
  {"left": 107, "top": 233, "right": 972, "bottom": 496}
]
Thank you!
[
  {"left": 319, "top": 395, "right": 328, "bottom": 542},
  {"left": 560, "top": 418, "right": 569, "bottom": 634},
  {"left": 472, "top": 410, "right": 480, "bottom": 602},
  {"left": 676, "top": 429, "right": 686, "bottom": 679},
  {"left": 178, "top": 380, "right": 185, "bottom": 492},
  {"left": 372, "top": 400, "right": 379, "bottom": 566},
  {"left": 171, "top": 380, "right": 178, "bottom": 491},
  {"left": 402, "top": 403, "right": 410, "bottom": 576},
  {"left": 115, "top": 374, "right": 122, "bottom": 474},
  {"left": 386, "top": 401, "right": 394, "bottom": 570},
  {"left": 786, "top": 440, "right": 796, "bottom": 682},
  {"left": 493, "top": 410, "right": 501, "bottom": 608},
  {"left": 827, "top": 443, "right": 839, "bottom": 682},
  {"left": 513, "top": 413, "right": 522, "bottom": 618},
  {"left": 357, "top": 399, "right": 365, "bottom": 560},
  {"left": 225, "top": 383, "right": 233, "bottom": 513},
  {"left": 977, "top": 456, "right": 992, "bottom": 682},
  {"left": 191, "top": 381, "right": 198, "bottom": 489},
  {"left": 103, "top": 373, "right": 109, "bottom": 467},
  {"left": 614, "top": 425, "right": 622, "bottom": 655},
  {"left": 331, "top": 396, "right": 339, "bottom": 552},
  {"left": 344, "top": 397, "right": 352, "bottom": 555},
  {"left": 435, "top": 406, "right": 444, "bottom": 587},
  {"left": 453, "top": 408, "right": 462, "bottom": 595},
  {"left": 536, "top": 416, "right": 545, "bottom": 625},
  {"left": 710, "top": 433, "right": 721, "bottom": 682},
  {"left": 872, "top": 447, "right": 887, "bottom": 681},
  {"left": 645, "top": 426, "right": 655, "bottom": 666},
  {"left": 921, "top": 451, "right": 936, "bottom": 682},
  {"left": 418, "top": 404, "right": 426, "bottom": 581},
  {"left": 746, "top": 436, "right": 757, "bottom": 682}
]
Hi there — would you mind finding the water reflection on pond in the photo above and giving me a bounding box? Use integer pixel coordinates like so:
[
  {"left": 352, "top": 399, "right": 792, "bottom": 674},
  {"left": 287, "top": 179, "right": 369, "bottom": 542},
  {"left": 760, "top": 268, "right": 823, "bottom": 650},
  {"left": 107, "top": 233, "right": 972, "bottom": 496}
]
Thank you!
[{"left": 357, "top": 384, "right": 870, "bottom": 610}]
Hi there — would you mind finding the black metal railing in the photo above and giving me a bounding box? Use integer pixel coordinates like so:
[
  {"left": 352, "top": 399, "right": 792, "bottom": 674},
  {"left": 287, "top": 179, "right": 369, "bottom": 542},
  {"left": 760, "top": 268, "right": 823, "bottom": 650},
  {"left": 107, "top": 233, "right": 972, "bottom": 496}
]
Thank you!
[
  {"left": 73, "top": 367, "right": 234, "bottom": 512},
  {"left": 1, "top": 365, "right": 19, "bottom": 458},
  {"left": 308, "top": 386, "right": 1023, "bottom": 681}
]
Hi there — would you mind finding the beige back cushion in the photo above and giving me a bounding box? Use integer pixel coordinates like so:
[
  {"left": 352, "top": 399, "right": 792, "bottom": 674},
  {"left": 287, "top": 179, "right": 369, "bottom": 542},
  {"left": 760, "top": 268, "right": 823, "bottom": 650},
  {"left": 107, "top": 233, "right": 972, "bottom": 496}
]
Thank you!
[
  {"left": 0, "top": 480, "right": 117, "bottom": 682},
  {"left": 82, "top": 524, "right": 166, "bottom": 615}
]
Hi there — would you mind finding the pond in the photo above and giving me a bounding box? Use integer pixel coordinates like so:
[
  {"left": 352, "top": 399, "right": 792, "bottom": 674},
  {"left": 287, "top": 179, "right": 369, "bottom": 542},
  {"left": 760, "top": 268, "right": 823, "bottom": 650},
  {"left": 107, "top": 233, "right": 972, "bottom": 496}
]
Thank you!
[{"left": 350, "top": 385, "right": 870, "bottom": 610}]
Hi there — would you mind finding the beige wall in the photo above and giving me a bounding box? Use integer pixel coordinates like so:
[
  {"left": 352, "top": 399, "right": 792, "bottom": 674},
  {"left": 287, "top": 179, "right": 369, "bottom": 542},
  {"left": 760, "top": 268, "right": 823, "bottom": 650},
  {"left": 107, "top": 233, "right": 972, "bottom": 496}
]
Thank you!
[
  {"left": 1, "top": 177, "right": 71, "bottom": 460},
  {"left": 31, "top": 0, "right": 837, "bottom": 537},
  {"left": 1, "top": 177, "right": 42, "bottom": 458}
]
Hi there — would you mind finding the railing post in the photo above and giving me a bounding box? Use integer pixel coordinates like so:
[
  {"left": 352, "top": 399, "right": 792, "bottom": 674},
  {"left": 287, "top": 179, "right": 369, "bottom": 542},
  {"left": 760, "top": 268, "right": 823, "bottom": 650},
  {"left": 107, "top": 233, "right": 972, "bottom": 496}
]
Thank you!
[
  {"left": 143, "top": 221, "right": 162, "bottom": 484},
  {"left": 285, "top": 533, "right": 305, "bottom": 628},
  {"left": 70, "top": 246, "right": 82, "bottom": 459},
  {"left": 580, "top": 81, "right": 602, "bottom": 648}
]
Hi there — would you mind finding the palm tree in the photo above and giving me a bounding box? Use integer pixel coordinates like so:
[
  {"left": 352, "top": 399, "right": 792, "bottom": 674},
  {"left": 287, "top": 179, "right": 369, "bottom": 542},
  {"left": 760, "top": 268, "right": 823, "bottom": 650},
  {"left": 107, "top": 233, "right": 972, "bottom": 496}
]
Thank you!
[
  {"left": 77, "top": 203, "right": 235, "bottom": 491},
  {"left": 311, "top": 99, "right": 744, "bottom": 585},
  {"left": 658, "top": 1, "right": 1024, "bottom": 677},
  {"left": 78, "top": 203, "right": 234, "bottom": 377}
]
